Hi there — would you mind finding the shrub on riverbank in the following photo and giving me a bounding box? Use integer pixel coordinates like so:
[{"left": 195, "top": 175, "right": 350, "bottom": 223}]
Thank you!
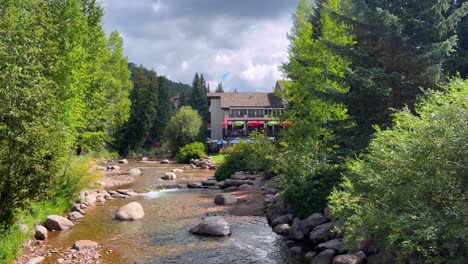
[
  {"left": 329, "top": 79, "right": 468, "bottom": 263},
  {"left": 215, "top": 135, "right": 276, "bottom": 181},
  {"left": 175, "top": 142, "right": 207, "bottom": 163},
  {"left": 165, "top": 106, "right": 203, "bottom": 154}
]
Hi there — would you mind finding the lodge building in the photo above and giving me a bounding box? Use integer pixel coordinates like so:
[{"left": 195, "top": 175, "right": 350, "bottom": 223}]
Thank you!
[{"left": 207, "top": 87, "right": 287, "bottom": 140}]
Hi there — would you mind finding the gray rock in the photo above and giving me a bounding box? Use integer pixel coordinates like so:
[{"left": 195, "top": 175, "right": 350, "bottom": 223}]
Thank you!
[
  {"left": 224, "top": 179, "right": 245, "bottom": 187},
  {"left": 172, "top": 168, "right": 184, "bottom": 173},
  {"left": 142, "top": 157, "right": 149, "bottom": 161},
  {"left": 215, "top": 181, "right": 225, "bottom": 187},
  {"left": 46, "top": 215, "right": 74, "bottom": 231},
  {"left": 273, "top": 223, "right": 290, "bottom": 235},
  {"left": 214, "top": 193, "right": 238, "bottom": 205},
  {"left": 160, "top": 159, "right": 170, "bottom": 164},
  {"left": 266, "top": 197, "right": 290, "bottom": 222},
  {"left": 309, "top": 222, "right": 336, "bottom": 245},
  {"left": 67, "top": 212, "right": 84, "bottom": 221},
  {"left": 305, "top": 251, "right": 317, "bottom": 261},
  {"left": 187, "top": 183, "right": 202, "bottom": 188},
  {"left": 311, "top": 249, "right": 336, "bottom": 264},
  {"left": 302, "top": 213, "right": 327, "bottom": 235},
  {"left": 128, "top": 168, "right": 142, "bottom": 175},
  {"left": 289, "top": 246, "right": 303, "bottom": 255},
  {"left": 332, "top": 254, "right": 364, "bottom": 264},
  {"left": 115, "top": 202, "right": 144, "bottom": 221},
  {"left": 223, "top": 186, "right": 239, "bottom": 192},
  {"left": 26, "top": 256, "right": 45, "bottom": 264},
  {"left": 271, "top": 214, "right": 293, "bottom": 227},
  {"left": 230, "top": 172, "right": 246, "bottom": 180},
  {"left": 238, "top": 184, "right": 253, "bottom": 191},
  {"left": 73, "top": 240, "right": 99, "bottom": 251},
  {"left": 318, "top": 238, "right": 346, "bottom": 254},
  {"left": 162, "top": 172, "right": 177, "bottom": 180},
  {"left": 288, "top": 218, "right": 305, "bottom": 241},
  {"left": 190, "top": 216, "right": 231, "bottom": 236},
  {"left": 34, "top": 225, "right": 48, "bottom": 240},
  {"left": 83, "top": 193, "right": 96, "bottom": 206},
  {"left": 201, "top": 180, "right": 217, "bottom": 186},
  {"left": 118, "top": 159, "right": 128, "bottom": 164}
]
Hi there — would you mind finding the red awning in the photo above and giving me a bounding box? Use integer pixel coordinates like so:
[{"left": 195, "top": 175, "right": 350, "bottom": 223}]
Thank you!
[
  {"left": 220, "top": 121, "right": 233, "bottom": 125},
  {"left": 280, "top": 121, "right": 294, "bottom": 126},
  {"left": 247, "top": 121, "right": 264, "bottom": 127}
]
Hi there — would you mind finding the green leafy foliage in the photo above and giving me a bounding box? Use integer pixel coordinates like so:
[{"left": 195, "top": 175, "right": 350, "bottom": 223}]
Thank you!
[
  {"left": 329, "top": 79, "right": 468, "bottom": 263},
  {"left": 215, "top": 134, "right": 276, "bottom": 181},
  {"left": 165, "top": 106, "right": 203, "bottom": 154},
  {"left": 175, "top": 142, "right": 207, "bottom": 163}
]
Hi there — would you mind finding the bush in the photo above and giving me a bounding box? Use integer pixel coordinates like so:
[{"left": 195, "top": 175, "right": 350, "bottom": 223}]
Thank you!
[
  {"left": 175, "top": 142, "right": 207, "bottom": 163},
  {"left": 277, "top": 140, "right": 343, "bottom": 218},
  {"left": 329, "top": 79, "right": 468, "bottom": 263},
  {"left": 215, "top": 134, "right": 276, "bottom": 181}
]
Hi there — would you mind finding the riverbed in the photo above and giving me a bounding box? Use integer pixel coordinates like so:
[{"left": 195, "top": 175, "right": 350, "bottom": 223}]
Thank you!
[{"left": 37, "top": 161, "right": 303, "bottom": 264}]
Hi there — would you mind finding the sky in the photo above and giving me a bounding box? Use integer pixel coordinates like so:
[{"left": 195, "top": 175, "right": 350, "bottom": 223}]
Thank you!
[{"left": 100, "top": 0, "right": 297, "bottom": 92}]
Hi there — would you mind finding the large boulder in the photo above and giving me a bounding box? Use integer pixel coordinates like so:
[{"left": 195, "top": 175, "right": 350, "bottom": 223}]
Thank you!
[
  {"left": 223, "top": 186, "right": 239, "bottom": 192},
  {"left": 309, "top": 222, "right": 336, "bottom": 245},
  {"left": 45, "top": 215, "right": 75, "bottom": 231},
  {"left": 224, "top": 179, "right": 245, "bottom": 187},
  {"left": 115, "top": 202, "right": 144, "bottom": 221},
  {"left": 73, "top": 240, "right": 99, "bottom": 251},
  {"left": 288, "top": 218, "right": 305, "bottom": 241},
  {"left": 266, "top": 197, "right": 290, "bottom": 222},
  {"left": 160, "top": 159, "right": 170, "bottom": 164},
  {"left": 162, "top": 172, "right": 177, "bottom": 180},
  {"left": 83, "top": 194, "right": 96, "bottom": 206},
  {"left": 190, "top": 216, "right": 231, "bottom": 236},
  {"left": 128, "top": 168, "right": 142, "bottom": 175},
  {"left": 311, "top": 249, "right": 336, "bottom": 264},
  {"left": 301, "top": 213, "right": 327, "bottom": 235},
  {"left": 273, "top": 223, "right": 290, "bottom": 235},
  {"left": 271, "top": 214, "right": 293, "bottom": 227},
  {"left": 201, "top": 180, "right": 217, "bottom": 186},
  {"left": 67, "top": 212, "right": 84, "bottom": 221},
  {"left": 34, "top": 225, "right": 48, "bottom": 240},
  {"left": 214, "top": 193, "right": 238, "bottom": 205},
  {"left": 230, "top": 172, "right": 247, "bottom": 180},
  {"left": 172, "top": 168, "right": 184, "bottom": 173},
  {"left": 318, "top": 238, "right": 346, "bottom": 254},
  {"left": 333, "top": 254, "right": 364, "bottom": 264}
]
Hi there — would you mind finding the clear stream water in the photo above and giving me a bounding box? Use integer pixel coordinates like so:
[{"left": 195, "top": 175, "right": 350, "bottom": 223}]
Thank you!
[{"left": 43, "top": 162, "right": 304, "bottom": 264}]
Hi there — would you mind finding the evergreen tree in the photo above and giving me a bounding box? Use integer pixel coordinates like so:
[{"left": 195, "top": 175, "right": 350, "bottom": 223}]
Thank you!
[
  {"left": 215, "top": 82, "right": 225, "bottom": 92},
  {"left": 150, "top": 76, "right": 174, "bottom": 143},
  {"left": 345, "top": 0, "right": 468, "bottom": 149},
  {"left": 189, "top": 73, "right": 209, "bottom": 121}
]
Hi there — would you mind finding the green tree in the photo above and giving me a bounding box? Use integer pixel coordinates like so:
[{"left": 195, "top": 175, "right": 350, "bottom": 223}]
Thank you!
[
  {"left": 278, "top": 0, "right": 355, "bottom": 215},
  {"left": 189, "top": 73, "right": 209, "bottom": 121},
  {"left": 150, "top": 76, "right": 174, "bottom": 143},
  {"left": 330, "top": 79, "right": 468, "bottom": 263},
  {"left": 165, "top": 106, "right": 202, "bottom": 154},
  {"left": 0, "top": 0, "right": 65, "bottom": 222},
  {"left": 215, "top": 82, "right": 224, "bottom": 92},
  {"left": 345, "top": 0, "right": 468, "bottom": 149}
]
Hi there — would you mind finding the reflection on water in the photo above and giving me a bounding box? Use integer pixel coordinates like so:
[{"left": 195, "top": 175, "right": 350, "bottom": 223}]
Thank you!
[{"left": 44, "top": 162, "right": 304, "bottom": 264}]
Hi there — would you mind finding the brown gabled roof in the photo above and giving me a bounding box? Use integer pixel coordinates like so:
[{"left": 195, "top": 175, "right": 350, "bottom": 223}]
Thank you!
[{"left": 207, "top": 92, "right": 284, "bottom": 109}]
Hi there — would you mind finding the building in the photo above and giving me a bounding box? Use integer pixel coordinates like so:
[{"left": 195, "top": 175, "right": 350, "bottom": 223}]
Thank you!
[{"left": 207, "top": 91, "right": 286, "bottom": 140}]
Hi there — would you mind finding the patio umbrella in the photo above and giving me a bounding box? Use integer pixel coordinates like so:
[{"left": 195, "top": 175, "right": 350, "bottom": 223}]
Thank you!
[
  {"left": 248, "top": 121, "right": 264, "bottom": 126},
  {"left": 230, "top": 138, "right": 240, "bottom": 144},
  {"left": 233, "top": 121, "right": 245, "bottom": 127},
  {"left": 267, "top": 121, "right": 280, "bottom": 126},
  {"left": 217, "top": 140, "right": 228, "bottom": 145},
  {"left": 219, "top": 121, "right": 232, "bottom": 125}
]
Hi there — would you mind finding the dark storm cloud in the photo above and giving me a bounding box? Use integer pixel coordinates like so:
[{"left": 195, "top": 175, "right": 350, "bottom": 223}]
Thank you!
[{"left": 101, "top": 0, "right": 298, "bottom": 91}]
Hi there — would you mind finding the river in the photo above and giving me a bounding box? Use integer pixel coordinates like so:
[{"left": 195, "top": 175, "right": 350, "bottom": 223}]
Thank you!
[{"left": 41, "top": 161, "right": 304, "bottom": 264}]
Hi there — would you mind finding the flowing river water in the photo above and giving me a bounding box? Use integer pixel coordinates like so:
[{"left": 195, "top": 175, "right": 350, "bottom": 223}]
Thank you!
[{"left": 41, "top": 161, "right": 304, "bottom": 264}]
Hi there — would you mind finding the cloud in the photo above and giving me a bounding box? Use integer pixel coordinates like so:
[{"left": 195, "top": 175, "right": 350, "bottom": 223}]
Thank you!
[{"left": 101, "top": 0, "right": 297, "bottom": 92}]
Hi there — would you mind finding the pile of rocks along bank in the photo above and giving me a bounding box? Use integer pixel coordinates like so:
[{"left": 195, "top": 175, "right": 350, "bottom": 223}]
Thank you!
[
  {"left": 186, "top": 171, "right": 264, "bottom": 191},
  {"left": 34, "top": 189, "right": 139, "bottom": 241},
  {"left": 188, "top": 157, "right": 217, "bottom": 170},
  {"left": 263, "top": 192, "right": 378, "bottom": 264}
]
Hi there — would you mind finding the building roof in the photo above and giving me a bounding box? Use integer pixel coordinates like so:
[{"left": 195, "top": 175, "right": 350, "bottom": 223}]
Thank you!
[{"left": 208, "top": 92, "right": 284, "bottom": 109}]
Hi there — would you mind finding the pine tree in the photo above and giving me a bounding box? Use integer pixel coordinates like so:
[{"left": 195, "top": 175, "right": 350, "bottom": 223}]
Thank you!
[
  {"left": 150, "top": 76, "right": 174, "bottom": 143},
  {"left": 189, "top": 73, "right": 209, "bottom": 121},
  {"left": 345, "top": 0, "right": 468, "bottom": 149},
  {"left": 215, "top": 82, "right": 225, "bottom": 92}
]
